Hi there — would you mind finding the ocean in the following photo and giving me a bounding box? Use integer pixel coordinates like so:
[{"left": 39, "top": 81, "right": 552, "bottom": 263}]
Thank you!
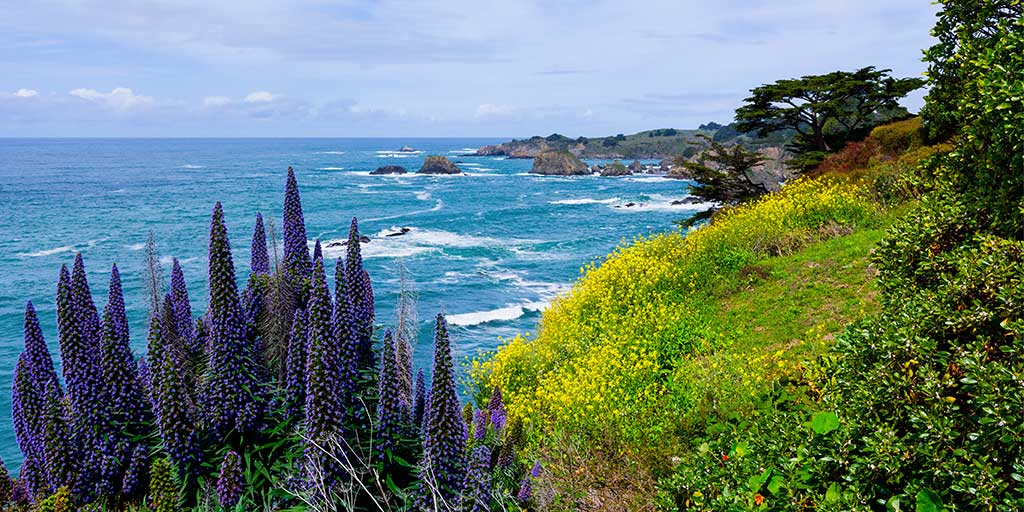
[{"left": 0, "top": 137, "right": 705, "bottom": 469}]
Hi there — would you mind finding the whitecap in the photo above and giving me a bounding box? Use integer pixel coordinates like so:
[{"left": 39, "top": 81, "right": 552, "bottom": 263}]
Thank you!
[
  {"left": 549, "top": 197, "right": 620, "bottom": 205},
  {"left": 448, "top": 300, "right": 550, "bottom": 326},
  {"left": 316, "top": 167, "right": 345, "bottom": 171},
  {"left": 126, "top": 242, "right": 146, "bottom": 251},
  {"left": 180, "top": 164, "right": 204, "bottom": 169},
  {"left": 609, "top": 194, "right": 717, "bottom": 212},
  {"left": 415, "top": 191, "right": 431, "bottom": 201},
  {"left": 18, "top": 245, "right": 75, "bottom": 258},
  {"left": 317, "top": 151, "right": 346, "bottom": 155}
]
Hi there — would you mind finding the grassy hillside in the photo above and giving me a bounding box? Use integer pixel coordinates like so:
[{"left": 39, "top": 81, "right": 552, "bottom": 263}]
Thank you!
[{"left": 472, "top": 118, "right": 956, "bottom": 510}]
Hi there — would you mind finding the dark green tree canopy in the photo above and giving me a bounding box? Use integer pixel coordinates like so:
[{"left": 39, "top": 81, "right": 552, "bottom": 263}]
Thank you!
[
  {"left": 735, "top": 66, "right": 924, "bottom": 170},
  {"left": 675, "top": 135, "right": 769, "bottom": 227},
  {"left": 921, "top": 1, "right": 1023, "bottom": 139}
]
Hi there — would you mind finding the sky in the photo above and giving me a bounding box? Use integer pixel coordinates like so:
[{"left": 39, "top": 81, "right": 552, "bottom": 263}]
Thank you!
[{"left": 0, "top": 1, "right": 939, "bottom": 137}]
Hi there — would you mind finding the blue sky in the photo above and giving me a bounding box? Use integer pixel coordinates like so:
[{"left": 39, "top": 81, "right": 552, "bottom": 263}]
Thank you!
[{"left": 1, "top": 1, "right": 938, "bottom": 137}]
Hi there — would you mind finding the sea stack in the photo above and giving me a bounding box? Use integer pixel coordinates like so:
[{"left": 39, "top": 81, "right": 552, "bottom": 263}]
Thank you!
[
  {"left": 370, "top": 165, "right": 409, "bottom": 175},
  {"left": 417, "top": 156, "right": 462, "bottom": 174},
  {"left": 530, "top": 150, "right": 590, "bottom": 176}
]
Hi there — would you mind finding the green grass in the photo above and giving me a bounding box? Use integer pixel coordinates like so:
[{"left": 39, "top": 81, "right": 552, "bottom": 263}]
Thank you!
[{"left": 716, "top": 226, "right": 887, "bottom": 362}]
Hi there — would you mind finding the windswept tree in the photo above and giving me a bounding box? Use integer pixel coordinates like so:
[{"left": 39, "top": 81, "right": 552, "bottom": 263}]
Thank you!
[
  {"left": 735, "top": 66, "right": 924, "bottom": 169},
  {"left": 675, "top": 135, "right": 770, "bottom": 226}
]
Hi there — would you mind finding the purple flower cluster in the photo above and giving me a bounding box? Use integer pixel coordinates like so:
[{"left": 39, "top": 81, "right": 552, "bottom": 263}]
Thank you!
[
  {"left": 488, "top": 386, "right": 507, "bottom": 435},
  {"left": 99, "top": 264, "right": 150, "bottom": 434},
  {"left": 250, "top": 212, "right": 270, "bottom": 276},
  {"left": 419, "top": 314, "right": 467, "bottom": 504},
  {"left": 169, "top": 259, "right": 198, "bottom": 356},
  {"left": 216, "top": 451, "right": 244, "bottom": 509},
  {"left": 303, "top": 254, "right": 341, "bottom": 441},
  {"left": 472, "top": 409, "right": 488, "bottom": 442},
  {"left": 461, "top": 445, "right": 492, "bottom": 512},
  {"left": 375, "top": 329, "right": 403, "bottom": 463},
  {"left": 148, "top": 301, "right": 200, "bottom": 475},
  {"left": 120, "top": 443, "right": 148, "bottom": 498},
  {"left": 200, "top": 202, "right": 266, "bottom": 439},
  {"left": 344, "top": 218, "right": 375, "bottom": 369},
  {"left": 283, "top": 308, "right": 307, "bottom": 419},
  {"left": 332, "top": 257, "right": 360, "bottom": 420},
  {"left": 282, "top": 167, "right": 312, "bottom": 280},
  {"left": 413, "top": 368, "right": 426, "bottom": 428}
]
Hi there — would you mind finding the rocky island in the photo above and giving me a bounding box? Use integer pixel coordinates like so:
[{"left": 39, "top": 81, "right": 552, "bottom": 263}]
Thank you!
[
  {"left": 417, "top": 155, "right": 462, "bottom": 174},
  {"left": 370, "top": 164, "right": 409, "bottom": 175},
  {"left": 530, "top": 150, "right": 590, "bottom": 176}
]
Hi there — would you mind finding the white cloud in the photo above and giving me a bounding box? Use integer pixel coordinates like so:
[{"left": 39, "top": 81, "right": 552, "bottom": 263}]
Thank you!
[
  {"left": 14, "top": 89, "right": 38, "bottom": 98},
  {"left": 475, "top": 103, "right": 515, "bottom": 118},
  {"left": 244, "top": 91, "right": 277, "bottom": 103},
  {"left": 69, "top": 87, "right": 154, "bottom": 111},
  {"left": 203, "top": 95, "right": 230, "bottom": 107}
]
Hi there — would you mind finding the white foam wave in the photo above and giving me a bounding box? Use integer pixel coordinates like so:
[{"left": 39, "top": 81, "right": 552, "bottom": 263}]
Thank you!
[
  {"left": 18, "top": 238, "right": 107, "bottom": 258},
  {"left": 549, "top": 197, "right": 620, "bottom": 205},
  {"left": 18, "top": 245, "right": 75, "bottom": 257},
  {"left": 415, "top": 191, "right": 431, "bottom": 201},
  {"left": 320, "top": 226, "right": 528, "bottom": 260},
  {"left": 317, "top": 151, "right": 346, "bottom": 155},
  {"left": 126, "top": 242, "right": 146, "bottom": 251},
  {"left": 624, "top": 176, "right": 672, "bottom": 183},
  {"left": 316, "top": 166, "right": 345, "bottom": 171},
  {"left": 181, "top": 164, "right": 204, "bottom": 169},
  {"left": 447, "top": 300, "right": 549, "bottom": 326},
  {"left": 609, "top": 194, "right": 717, "bottom": 212},
  {"left": 376, "top": 153, "right": 416, "bottom": 158}
]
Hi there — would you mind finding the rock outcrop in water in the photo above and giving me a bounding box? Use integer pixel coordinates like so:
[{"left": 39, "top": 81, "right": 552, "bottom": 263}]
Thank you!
[
  {"left": 600, "top": 160, "right": 632, "bottom": 177},
  {"left": 417, "top": 156, "right": 462, "bottom": 174},
  {"left": 371, "top": 165, "right": 408, "bottom": 175},
  {"left": 530, "top": 150, "right": 590, "bottom": 176}
]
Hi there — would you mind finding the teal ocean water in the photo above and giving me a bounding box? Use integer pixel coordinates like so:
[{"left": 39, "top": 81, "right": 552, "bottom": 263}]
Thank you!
[{"left": 0, "top": 138, "right": 706, "bottom": 468}]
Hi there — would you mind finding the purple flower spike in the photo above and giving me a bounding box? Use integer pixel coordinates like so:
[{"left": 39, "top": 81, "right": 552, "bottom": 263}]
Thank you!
[
  {"left": 473, "top": 409, "right": 488, "bottom": 442},
  {"left": 217, "top": 451, "right": 244, "bottom": 509},
  {"left": 375, "top": 329, "right": 403, "bottom": 463},
  {"left": 169, "top": 258, "right": 197, "bottom": 355},
  {"left": 418, "top": 314, "right": 466, "bottom": 504},
  {"left": 344, "top": 218, "right": 375, "bottom": 369},
  {"left": 282, "top": 167, "right": 311, "bottom": 279},
  {"left": 488, "top": 386, "right": 507, "bottom": 435},
  {"left": 304, "top": 254, "right": 340, "bottom": 440},
  {"left": 461, "top": 446, "right": 492, "bottom": 512},
  {"left": 413, "top": 368, "right": 426, "bottom": 428},
  {"left": 201, "top": 202, "right": 265, "bottom": 439},
  {"left": 100, "top": 264, "right": 150, "bottom": 431},
  {"left": 332, "top": 258, "right": 360, "bottom": 418},
  {"left": 149, "top": 301, "right": 200, "bottom": 476},
  {"left": 250, "top": 212, "right": 269, "bottom": 276},
  {"left": 283, "top": 307, "right": 307, "bottom": 419}
]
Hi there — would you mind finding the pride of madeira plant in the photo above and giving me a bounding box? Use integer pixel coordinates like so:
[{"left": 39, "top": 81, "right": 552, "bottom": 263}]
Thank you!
[{"left": 7, "top": 167, "right": 534, "bottom": 511}]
